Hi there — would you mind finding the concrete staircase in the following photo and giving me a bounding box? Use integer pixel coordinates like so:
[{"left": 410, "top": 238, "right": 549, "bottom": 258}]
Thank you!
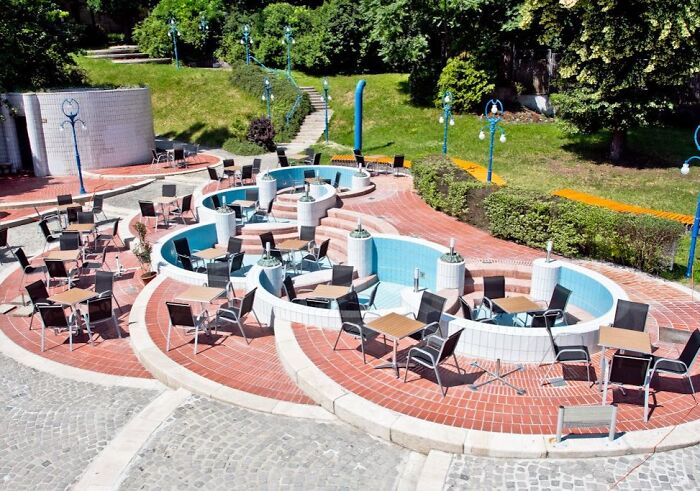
[
  {"left": 86, "top": 45, "right": 170, "bottom": 65},
  {"left": 278, "top": 87, "right": 332, "bottom": 150}
]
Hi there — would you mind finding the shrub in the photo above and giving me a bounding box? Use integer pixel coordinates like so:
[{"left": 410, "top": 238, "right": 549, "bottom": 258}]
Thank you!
[
  {"left": 435, "top": 53, "right": 494, "bottom": 113},
  {"left": 229, "top": 62, "right": 311, "bottom": 143},
  {"left": 408, "top": 61, "right": 442, "bottom": 106},
  {"left": 484, "top": 188, "right": 684, "bottom": 274},
  {"left": 222, "top": 138, "right": 265, "bottom": 156},
  {"left": 246, "top": 117, "right": 275, "bottom": 151}
]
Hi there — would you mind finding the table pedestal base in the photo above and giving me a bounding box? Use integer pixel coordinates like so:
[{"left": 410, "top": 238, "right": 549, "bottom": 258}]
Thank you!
[{"left": 469, "top": 359, "right": 526, "bottom": 395}]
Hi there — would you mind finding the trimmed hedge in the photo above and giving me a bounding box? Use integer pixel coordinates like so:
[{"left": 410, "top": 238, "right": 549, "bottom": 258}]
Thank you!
[
  {"left": 229, "top": 63, "right": 311, "bottom": 144},
  {"left": 412, "top": 155, "right": 685, "bottom": 274},
  {"left": 484, "top": 188, "right": 684, "bottom": 274}
]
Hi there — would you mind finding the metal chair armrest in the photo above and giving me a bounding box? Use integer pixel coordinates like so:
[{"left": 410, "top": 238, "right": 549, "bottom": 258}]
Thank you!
[
  {"left": 421, "top": 321, "right": 442, "bottom": 338},
  {"left": 361, "top": 310, "right": 382, "bottom": 320},
  {"left": 651, "top": 357, "right": 688, "bottom": 373},
  {"left": 406, "top": 346, "right": 437, "bottom": 365}
]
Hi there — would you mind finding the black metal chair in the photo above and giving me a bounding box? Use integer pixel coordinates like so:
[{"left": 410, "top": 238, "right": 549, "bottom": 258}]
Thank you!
[
  {"left": 57, "top": 194, "right": 73, "bottom": 206},
  {"left": 227, "top": 237, "right": 243, "bottom": 255},
  {"left": 215, "top": 288, "right": 261, "bottom": 345},
  {"left": 207, "top": 261, "right": 232, "bottom": 297},
  {"left": 408, "top": 291, "right": 447, "bottom": 340},
  {"left": 331, "top": 265, "right": 354, "bottom": 287},
  {"left": 162, "top": 184, "right": 177, "bottom": 197},
  {"left": 278, "top": 155, "right": 290, "bottom": 168},
  {"left": 222, "top": 158, "right": 236, "bottom": 177},
  {"left": 210, "top": 194, "right": 221, "bottom": 209},
  {"left": 208, "top": 167, "right": 227, "bottom": 190},
  {"left": 359, "top": 282, "right": 380, "bottom": 310},
  {"left": 173, "top": 237, "right": 202, "bottom": 268},
  {"left": 90, "top": 195, "right": 108, "bottom": 221},
  {"left": 403, "top": 329, "right": 464, "bottom": 397},
  {"left": 37, "top": 304, "right": 80, "bottom": 352},
  {"left": 39, "top": 220, "right": 61, "bottom": 252},
  {"left": 312, "top": 152, "right": 322, "bottom": 165},
  {"left": 240, "top": 165, "right": 253, "bottom": 185},
  {"left": 648, "top": 329, "right": 700, "bottom": 402},
  {"left": 302, "top": 238, "right": 331, "bottom": 270},
  {"left": 82, "top": 296, "right": 120, "bottom": 342},
  {"left": 77, "top": 211, "right": 94, "bottom": 224},
  {"left": 333, "top": 171, "right": 341, "bottom": 189},
  {"left": 95, "top": 218, "right": 124, "bottom": 250},
  {"left": 25, "top": 279, "right": 53, "bottom": 330},
  {"left": 252, "top": 200, "right": 275, "bottom": 222},
  {"left": 60, "top": 231, "right": 81, "bottom": 251},
  {"left": 228, "top": 252, "right": 245, "bottom": 275},
  {"left": 179, "top": 255, "right": 206, "bottom": 273},
  {"left": 0, "top": 227, "right": 11, "bottom": 258},
  {"left": 259, "top": 232, "right": 276, "bottom": 252},
  {"left": 541, "top": 324, "right": 592, "bottom": 385},
  {"left": 94, "top": 270, "right": 122, "bottom": 312},
  {"left": 172, "top": 147, "right": 186, "bottom": 167},
  {"left": 66, "top": 206, "right": 82, "bottom": 225},
  {"left": 333, "top": 291, "right": 381, "bottom": 364},
  {"left": 612, "top": 299, "right": 649, "bottom": 332},
  {"left": 282, "top": 275, "right": 331, "bottom": 308},
  {"left": 151, "top": 149, "right": 168, "bottom": 166},
  {"left": 252, "top": 158, "right": 261, "bottom": 175},
  {"left": 138, "top": 200, "right": 165, "bottom": 229},
  {"left": 479, "top": 275, "right": 506, "bottom": 318},
  {"left": 519, "top": 284, "right": 572, "bottom": 328},
  {"left": 299, "top": 226, "right": 317, "bottom": 253},
  {"left": 459, "top": 297, "right": 495, "bottom": 323},
  {"left": 44, "top": 258, "right": 79, "bottom": 290},
  {"left": 303, "top": 169, "right": 316, "bottom": 181},
  {"left": 170, "top": 194, "right": 194, "bottom": 224},
  {"left": 393, "top": 154, "right": 405, "bottom": 176},
  {"left": 81, "top": 245, "right": 109, "bottom": 273},
  {"left": 12, "top": 247, "right": 46, "bottom": 302},
  {"left": 166, "top": 302, "right": 209, "bottom": 355}
]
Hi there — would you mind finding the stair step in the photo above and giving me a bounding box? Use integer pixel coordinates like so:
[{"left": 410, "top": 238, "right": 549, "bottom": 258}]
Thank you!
[
  {"left": 239, "top": 223, "right": 298, "bottom": 236},
  {"left": 88, "top": 52, "right": 149, "bottom": 60},
  {"left": 112, "top": 57, "right": 171, "bottom": 64},
  {"left": 272, "top": 209, "right": 297, "bottom": 220},
  {"left": 86, "top": 45, "right": 139, "bottom": 55},
  {"left": 326, "top": 209, "right": 389, "bottom": 233},
  {"left": 464, "top": 277, "right": 531, "bottom": 294}
]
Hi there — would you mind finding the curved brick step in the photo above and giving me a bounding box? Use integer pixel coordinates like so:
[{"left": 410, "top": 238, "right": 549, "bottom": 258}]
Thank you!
[
  {"left": 337, "top": 184, "right": 375, "bottom": 199},
  {"left": 273, "top": 201, "right": 297, "bottom": 213},
  {"left": 239, "top": 223, "right": 297, "bottom": 235},
  {"left": 326, "top": 208, "right": 398, "bottom": 234},
  {"left": 319, "top": 217, "right": 384, "bottom": 235}
]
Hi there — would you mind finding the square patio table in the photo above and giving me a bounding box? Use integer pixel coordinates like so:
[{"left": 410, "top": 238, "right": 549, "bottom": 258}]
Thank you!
[
  {"left": 278, "top": 239, "right": 309, "bottom": 274},
  {"left": 46, "top": 250, "right": 81, "bottom": 261},
  {"left": 310, "top": 284, "right": 349, "bottom": 300},
  {"left": 367, "top": 312, "right": 426, "bottom": 378},
  {"left": 492, "top": 296, "right": 541, "bottom": 314},
  {"left": 231, "top": 200, "right": 256, "bottom": 209},
  {"left": 48, "top": 287, "right": 96, "bottom": 308},
  {"left": 194, "top": 247, "right": 228, "bottom": 261},
  {"left": 64, "top": 223, "right": 96, "bottom": 233},
  {"left": 176, "top": 286, "right": 227, "bottom": 304}
]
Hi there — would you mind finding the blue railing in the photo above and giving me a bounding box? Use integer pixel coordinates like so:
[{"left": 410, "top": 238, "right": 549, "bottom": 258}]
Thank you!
[{"left": 249, "top": 56, "right": 305, "bottom": 134}]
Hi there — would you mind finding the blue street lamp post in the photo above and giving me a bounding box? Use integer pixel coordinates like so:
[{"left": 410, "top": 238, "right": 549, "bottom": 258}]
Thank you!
[
  {"left": 680, "top": 125, "right": 700, "bottom": 278},
  {"left": 59, "top": 99, "right": 87, "bottom": 195},
  {"left": 168, "top": 17, "right": 180, "bottom": 69},
  {"left": 240, "top": 24, "right": 251, "bottom": 65},
  {"left": 478, "top": 99, "right": 507, "bottom": 183},
  {"left": 322, "top": 78, "right": 331, "bottom": 143},
  {"left": 199, "top": 13, "right": 208, "bottom": 35},
  {"left": 283, "top": 26, "right": 294, "bottom": 75},
  {"left": 439, "top": 90, "right": 455, "bottom": 155},
  {"left": 262, "top": 78, "right": 274, "bottom": 119}
]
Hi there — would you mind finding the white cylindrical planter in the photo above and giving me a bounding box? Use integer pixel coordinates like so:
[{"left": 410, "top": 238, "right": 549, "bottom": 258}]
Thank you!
[
  {"left": 530, "top": 257, "right": 561, "bottom": 302},
  {"left": 309, "top": 183, "right": 325, "bottom": 200},
  {"left": 347, "top": 234, "right": 373, "bottom": 279},
  {"left": 258, "top": 262, "right": 284, "bottom": 297},
  {"left": 214, "top": 210, "right": 237, "bottom": 245},
  {"left": 297, "top": 199, "right": 316, "bottom": 227},
  {"left": 436, "top": 258, "right": 465, "bottom": 294},
  {"left": 351, "top": 172, "right": 371, "bottom": 190},
  {"left": 257, "top": 175, "right": 277, "bottom": 209}
]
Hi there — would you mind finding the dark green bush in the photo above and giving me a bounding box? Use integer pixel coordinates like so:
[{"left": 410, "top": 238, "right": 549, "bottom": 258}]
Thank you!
[
  {"left": 229, "top": 62, "right": 311, "bottom": 143},
  {"left": 222, "top": 138, "right": 265, "bottom": 156},
  {"left": 246, "top": 117, "right": 275, "bottom": 151},
  {"left": 484, "top": 188, "right": 684, "bottom": 274}
]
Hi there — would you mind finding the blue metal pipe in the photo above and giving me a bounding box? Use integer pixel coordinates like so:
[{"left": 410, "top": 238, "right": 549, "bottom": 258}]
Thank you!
[{"left": 354, "top": 80, "right": 366, "bottom": 152}]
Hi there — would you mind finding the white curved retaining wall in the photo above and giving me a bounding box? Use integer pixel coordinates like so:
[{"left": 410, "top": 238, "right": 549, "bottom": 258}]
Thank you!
[{"left": 297, "top": 184, "right": 337, "bottom": 227}]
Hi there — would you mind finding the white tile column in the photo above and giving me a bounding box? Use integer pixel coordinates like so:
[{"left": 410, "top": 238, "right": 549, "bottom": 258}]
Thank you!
[
  {"left": 347, "top": 234, "right": 373, "bottom": 279},
  {"left": 530, "top": 257, "right": 561, "bottom": 302}
]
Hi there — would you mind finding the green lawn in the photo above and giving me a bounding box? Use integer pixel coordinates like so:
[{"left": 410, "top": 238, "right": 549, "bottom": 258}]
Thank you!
[{"left": 78, "top": 57, "right": 263, "bottom": 146}]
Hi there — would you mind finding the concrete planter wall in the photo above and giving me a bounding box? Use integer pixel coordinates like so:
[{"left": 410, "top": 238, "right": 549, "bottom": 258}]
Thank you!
[
  {"left": 214, "top": 210, "right": 237, "bottom": 245},
  {"left": 347, "top": 234, "right": 373, "bottom": 278},
  {"left": 351, "top": 172, "right": 371, "bottom": 190},
  {"left": 309, "top": 182, "right": 326, "bottom": 200},
  {"left": 530, "top": 258, "right": 561, "bottom": 302},
  {"left": 297, "top": 184, "right": 337, "bottom": 227},
  {"left": 258, "top": 262, "right": 284, "bottom": 299},
  {"left": 436, "top": 258, "right": 465, "bottom": 293},
  {"left": 257, "top": 175, "right": 277, "bottom": 209}
]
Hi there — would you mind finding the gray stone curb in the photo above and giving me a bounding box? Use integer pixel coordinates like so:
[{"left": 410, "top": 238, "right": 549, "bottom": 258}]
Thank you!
[
  {"left": 415, "top": 450, "right": 452, "bottom": 490},
  {"left": 274, "top": 320, "right": 700, "bottom": 458},
  {"left": 74, "top": 388, "right": 189, "bottom": 490},
  {"left": 128, "top": 273, "right": 335, "bottom": 421}
]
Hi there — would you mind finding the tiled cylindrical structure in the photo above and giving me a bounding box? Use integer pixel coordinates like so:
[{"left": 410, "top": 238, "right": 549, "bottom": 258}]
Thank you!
[
  {"left": 347, "top": 234, "right": 373, "bottom": 278},
  {"left": 258, "top": 262, "right": 284, "bottom": 298},
  {"left": 309, "top": 182, "right": 325, "bottom": 200},
  {"left": 530, "top": 257, "right": 561, "bottom": 302},
  {"left": 436, "top": 258, "right": 465, "bottom": 293},
  {"left": 296, "top": 184, "right": 336, "bottom": 227},
  {"left": 351, "top": 172, "right": 371, "bottom": 190},
  {"left": 214, "top": 210, "right": 237, "bottom": 244},
  {"left": 257, "top": 175, "right": 277, "bottom": 209}
]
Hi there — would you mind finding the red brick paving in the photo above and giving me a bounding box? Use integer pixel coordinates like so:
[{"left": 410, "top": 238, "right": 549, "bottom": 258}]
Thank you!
[
  {"left": 146, "top": 278, "right": 313, "bottom": 404},
  {"left": 0, "top": 174, "right": 142, "bottom": 205},
  {"left": 0, "top": 245, "right": 151, "bottom": 378},
  {"left": 294, "top": 324, "right": 700, "bottom": 434},
  {"left": 90, "top": 154, "right": 218, "bottom": 177}
]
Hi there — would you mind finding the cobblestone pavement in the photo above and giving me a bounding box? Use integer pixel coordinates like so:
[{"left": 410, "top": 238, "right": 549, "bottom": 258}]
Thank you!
[
  {"left": 119, "top": 396, "right": 410, "bottom": 490},
  {"left": 445, "top": 445, "right": 700, "bottom": 490},
  {"left": 0, "top": 354, "right": 158, "bottom": 490}
]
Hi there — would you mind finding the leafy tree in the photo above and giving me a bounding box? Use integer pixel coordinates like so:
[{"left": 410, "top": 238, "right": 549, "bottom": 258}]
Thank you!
[
  {"left": 85, "top": 0, "right": 153, "bottom": 39},
  {"left": 522, "top": 0, "right": 700, "bottom": 162},
  {"left": 132, "top": 0, "right": 225, "bottom": 63},
  {"left": 436, "top": 53, "right": 494, "bottom": 112}
]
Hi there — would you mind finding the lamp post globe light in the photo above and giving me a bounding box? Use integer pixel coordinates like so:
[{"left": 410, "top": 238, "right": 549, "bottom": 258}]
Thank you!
[
  {"left": 680, "top": 124, "right": 700, "bottom": 278},
  {"left": 59, "top": 98, "right": 87, "bottom": 195},
  {"left": 323, "top": 78, "right": 331, "bottom": 143},
  {"left": 283, "top": 26, "right": 294, "bottom": 75},
  {"left": 240, "top": 24, "right": 251, "bottom": 65},
  {"left": 439, "top": 90, "right": 455, "bottom": 155},
  {"left": 478, "top": 98, "right": 506, "bottom": 183},
  {"left": 168, "top": 17, "right": 181, "bottom": 69},
  {"left": 199, "top": 13, "right": 209, "bottom": 35},
  {"left": 262, "top": 78, "right": 274, "bottom": 119}
]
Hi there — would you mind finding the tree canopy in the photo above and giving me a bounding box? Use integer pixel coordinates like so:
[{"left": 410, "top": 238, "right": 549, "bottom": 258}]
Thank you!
[
  {"left": 522, "top": 0, "right": 700, "bottom": 161},
  {"left": 0, "top": 0, "right": 84, "bottom": 91}
]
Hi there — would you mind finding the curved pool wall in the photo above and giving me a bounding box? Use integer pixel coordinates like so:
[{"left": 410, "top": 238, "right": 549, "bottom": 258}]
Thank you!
[
  {"left": 371, "top": 235, "right": 445, "bottom": 292},
  {"left": 443, "top": 261, "right": 627, "bottom": 363},
  {"left": 264, "top": 165, "right": 359, "bottom": 190}
]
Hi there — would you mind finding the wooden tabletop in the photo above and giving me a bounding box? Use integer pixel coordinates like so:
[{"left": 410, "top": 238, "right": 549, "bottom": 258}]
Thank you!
[
  {"left": 304, "top": 177, "right": 323, "bottom": 184},
  {"left": 278, "top": 239, "right": 309, "bottom": 251},
  {"left": 223, "top": 165, "right": 241, "bottom": 172},
  {"left": 64, "top": 223, "right": 95, "bottom": 233},
  {"left": 56, "top": 204, "right": 78, "bottom": 211},
  {"left": 492, "top": 296, "right": 542, "bottom": 314},
  {"left": 152, "top": 196, "right": 179, "bottom": 205},
  {"left": 232, "top": 199, "right": 256, "bottom": 208},
  {"left": 599, "top": 326, "right": 652, "bottom": 354},
  {"left": 46, "top": 250, "right": 80, "bottom": 261},
  {"left": 367, "top": 312, "right": 426, "bottom": 340},
  {"left": 176, "top": 285, "right": 226, "bottom": 304},
  {"left": 48, "top": 287, "right": 96, "bottom": 305},
  {"left": 194, "top": 247, "right": 227, "bottom": 260},
  {"left": 311, "top": 284, "right": 349, "bottom": 300}
]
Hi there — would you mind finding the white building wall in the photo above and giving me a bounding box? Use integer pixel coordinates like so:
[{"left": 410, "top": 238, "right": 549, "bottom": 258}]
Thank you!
[{"left": 2, "top": 94, "right": 23, "bottom": 172}]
